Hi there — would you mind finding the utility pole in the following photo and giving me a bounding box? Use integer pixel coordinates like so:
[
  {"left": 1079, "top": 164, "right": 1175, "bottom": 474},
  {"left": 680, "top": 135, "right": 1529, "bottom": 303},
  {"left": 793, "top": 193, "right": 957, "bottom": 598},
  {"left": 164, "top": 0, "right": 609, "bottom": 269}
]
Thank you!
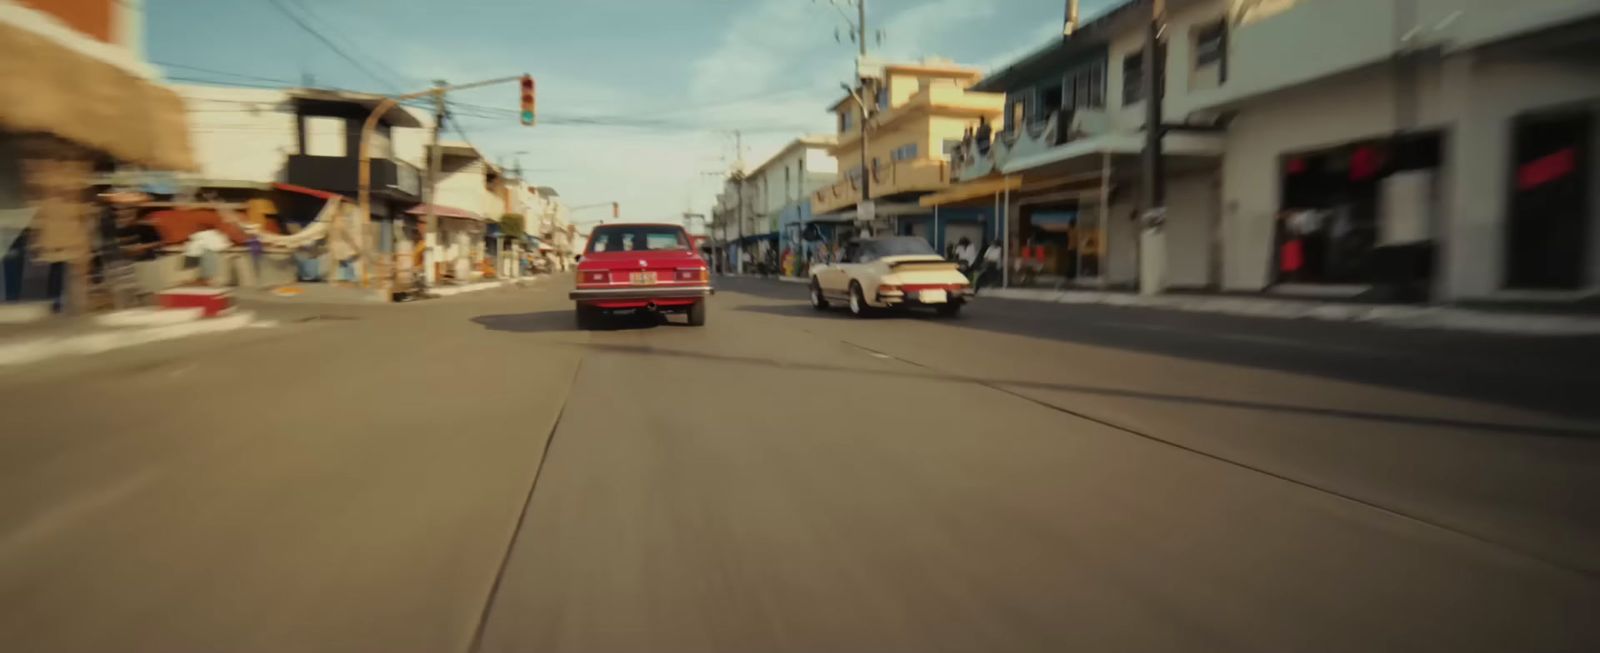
[
  {"left": 1139, "top": 0, "right": 1168, "bottom": 295},
  {"left": 423, "top": 80, "right": 446, "bottom": 288},
  {"left": 734, "top": 130, "right": 745, "bottom": 274},
  {"left": 854, "top": 0, "right": 872, "bottom": 232},
  {"left": 857, "top": 0, "right": 867, "bottom": 56},
  {"left": 355, "top": 74, "right": 524, "bottom": 294}
]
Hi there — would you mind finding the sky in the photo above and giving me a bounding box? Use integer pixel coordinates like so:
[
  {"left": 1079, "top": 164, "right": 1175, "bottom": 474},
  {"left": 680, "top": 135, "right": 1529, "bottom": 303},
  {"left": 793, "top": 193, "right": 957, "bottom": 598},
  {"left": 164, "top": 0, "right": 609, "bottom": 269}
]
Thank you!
[{"left": 148, "top": 0, "right": 1121, "bottom": 222}]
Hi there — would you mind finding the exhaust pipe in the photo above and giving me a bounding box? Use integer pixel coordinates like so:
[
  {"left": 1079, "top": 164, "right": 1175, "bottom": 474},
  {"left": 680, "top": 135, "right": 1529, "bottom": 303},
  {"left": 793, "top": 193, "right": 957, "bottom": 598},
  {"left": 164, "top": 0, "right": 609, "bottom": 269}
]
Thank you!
[{"left": 645, "top": 301, "right": 659, "bottom": 312}]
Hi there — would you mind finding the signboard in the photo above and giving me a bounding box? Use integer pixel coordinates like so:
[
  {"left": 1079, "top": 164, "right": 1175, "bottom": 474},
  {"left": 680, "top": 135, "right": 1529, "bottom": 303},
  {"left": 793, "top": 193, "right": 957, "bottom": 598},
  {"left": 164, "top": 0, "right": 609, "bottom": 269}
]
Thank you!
[{"left": 856, "top": 199, "right": 876, "bottom": 224}]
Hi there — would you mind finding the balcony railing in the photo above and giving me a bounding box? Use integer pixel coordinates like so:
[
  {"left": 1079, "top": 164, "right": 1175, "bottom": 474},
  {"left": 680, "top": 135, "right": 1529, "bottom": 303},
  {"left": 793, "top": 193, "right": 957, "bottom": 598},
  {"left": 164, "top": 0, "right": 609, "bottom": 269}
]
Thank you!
[
  {"left": 812, "top": 175, "right": 863, "bottom": 215},
  {"left": 951, "top": 109, "right": 1113, "bottom": 181},
  {"left": 286, "top": 155, "right": 422, "bottom": 199},
  {"left": 870, "top": 158, "right": 949, "bottom": 197}
]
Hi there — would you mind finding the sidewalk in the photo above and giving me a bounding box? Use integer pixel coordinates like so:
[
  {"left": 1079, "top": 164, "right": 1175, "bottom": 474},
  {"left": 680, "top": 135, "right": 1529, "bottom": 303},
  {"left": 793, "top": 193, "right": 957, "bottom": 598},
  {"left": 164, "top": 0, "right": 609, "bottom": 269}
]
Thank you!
[
  {"left": 0, "top": 306, "right": 276, "bottom": 368},
  {"left": 0, "top": 278, "right": 548, "bottom": 369},
  {"left": 232, "top": 276, "right": 544, "bottom": 305},
  {"left": 981, "top": 287, "right": 1600, "bottom": 336}
]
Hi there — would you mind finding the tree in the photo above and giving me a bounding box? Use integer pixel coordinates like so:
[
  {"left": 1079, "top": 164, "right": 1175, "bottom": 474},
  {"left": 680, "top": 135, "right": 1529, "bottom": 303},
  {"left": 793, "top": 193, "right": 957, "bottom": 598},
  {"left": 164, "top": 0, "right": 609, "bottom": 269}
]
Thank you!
[{"left": 499, "top": 213, "right": 526, "bottom": 239}]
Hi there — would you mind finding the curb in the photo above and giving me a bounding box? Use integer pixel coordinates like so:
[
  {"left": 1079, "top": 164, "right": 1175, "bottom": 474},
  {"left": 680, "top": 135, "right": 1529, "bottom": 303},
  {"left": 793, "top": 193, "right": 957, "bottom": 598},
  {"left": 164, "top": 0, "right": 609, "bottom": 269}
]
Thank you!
[
  {"left": 0, "top": 310, "right": 274, "bottom": 368},
  {"left": 428, "top": 277, "right": 542, "bottom": 298},
  {"left": 981, "top": 288, "right": 1600, "bottom": 336}
]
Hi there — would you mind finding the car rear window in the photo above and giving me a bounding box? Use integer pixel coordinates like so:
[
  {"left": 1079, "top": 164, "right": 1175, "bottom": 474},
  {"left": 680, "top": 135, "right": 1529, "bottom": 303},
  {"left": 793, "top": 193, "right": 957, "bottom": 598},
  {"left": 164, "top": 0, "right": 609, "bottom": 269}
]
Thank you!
[{"left": 588, "top": 226, "right": 689, "bottom": 253}]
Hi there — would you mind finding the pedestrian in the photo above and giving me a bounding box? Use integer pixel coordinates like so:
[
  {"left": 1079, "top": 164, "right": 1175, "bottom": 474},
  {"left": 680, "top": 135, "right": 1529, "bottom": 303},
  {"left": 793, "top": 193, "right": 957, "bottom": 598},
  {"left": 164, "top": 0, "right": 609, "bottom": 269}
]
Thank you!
[
  {"left": 975, "top": 239, "right": 1003, "bottom": 289},
  {"left": 975, "top": 116, "right": 993, "bottom": 155},
  {"left": 955, "top": 237, "right": 978, "bottom": 269}
]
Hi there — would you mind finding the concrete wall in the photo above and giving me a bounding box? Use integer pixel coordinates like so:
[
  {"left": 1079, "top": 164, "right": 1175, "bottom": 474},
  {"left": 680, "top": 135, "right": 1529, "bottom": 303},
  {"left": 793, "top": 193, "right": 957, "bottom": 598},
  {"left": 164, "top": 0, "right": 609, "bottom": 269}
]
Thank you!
[
  {"left": 435, "top": 158, "right": 497, "bottom": 218},
  {"left": 1107, "top": 196, "right": 1140, "bottom": 285},
  {"left": 1440, "top": 51, "right": 1600, "bottom": 299},
  {"left": 172, "top": 84, "right": 298, "bottom": 185},
  {"left": 1218, "top": 60, "right": 1448, "bottom": 290},
  {"left": 1166, "top": 172, "right": 1220, "bottom": 288},
  {"left": 805, "top": 148, "right": 837, "bottom": 174},
  {"left": 1220, "top": 46, "right": 1600, "bottom": 297}
]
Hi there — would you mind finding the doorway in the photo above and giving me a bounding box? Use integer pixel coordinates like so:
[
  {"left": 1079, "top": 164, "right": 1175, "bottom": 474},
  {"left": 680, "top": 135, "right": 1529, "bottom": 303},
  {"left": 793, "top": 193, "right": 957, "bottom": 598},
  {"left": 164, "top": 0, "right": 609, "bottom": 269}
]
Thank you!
[{"left": 1507, "top": 109, "right": 1592, "bottom": 289}]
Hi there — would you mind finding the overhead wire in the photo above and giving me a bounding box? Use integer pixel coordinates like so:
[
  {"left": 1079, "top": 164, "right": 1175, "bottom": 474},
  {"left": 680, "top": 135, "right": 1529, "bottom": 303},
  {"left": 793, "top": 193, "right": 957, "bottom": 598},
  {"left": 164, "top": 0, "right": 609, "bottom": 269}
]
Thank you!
[{"left": 261, "top": 0, "right": 404, "bottom": 92}]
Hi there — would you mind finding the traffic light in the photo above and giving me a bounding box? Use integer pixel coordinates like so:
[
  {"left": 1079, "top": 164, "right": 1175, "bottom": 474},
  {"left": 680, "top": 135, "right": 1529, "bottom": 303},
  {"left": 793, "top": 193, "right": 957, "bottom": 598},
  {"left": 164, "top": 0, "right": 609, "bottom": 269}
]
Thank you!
[
  {"left": 520, "top": 74, "right": 536, "bottom": 126},
  {"left": 611, "top": 202, "right": 619, "bottom": 218}
]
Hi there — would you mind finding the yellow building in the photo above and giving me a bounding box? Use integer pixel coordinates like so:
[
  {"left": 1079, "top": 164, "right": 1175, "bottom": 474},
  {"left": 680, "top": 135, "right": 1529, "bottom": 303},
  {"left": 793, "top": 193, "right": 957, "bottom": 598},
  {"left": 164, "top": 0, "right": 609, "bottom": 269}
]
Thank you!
[{"left": 810, "top": 59, "right": 1005, "bottom": 249}]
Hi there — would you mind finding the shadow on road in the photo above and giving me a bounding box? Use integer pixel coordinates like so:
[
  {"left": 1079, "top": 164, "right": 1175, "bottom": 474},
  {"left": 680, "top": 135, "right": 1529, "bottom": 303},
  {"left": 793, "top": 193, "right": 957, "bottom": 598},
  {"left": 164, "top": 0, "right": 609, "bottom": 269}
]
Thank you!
[
  {"left": 722, "top": 279, "right": 1600, "bottom": 421},
  {"left": 554, "top": 339, "right": 1597, "bottom": 439},
  {"left": 472, "top": 310, "right": 688, "bottom": 333}
]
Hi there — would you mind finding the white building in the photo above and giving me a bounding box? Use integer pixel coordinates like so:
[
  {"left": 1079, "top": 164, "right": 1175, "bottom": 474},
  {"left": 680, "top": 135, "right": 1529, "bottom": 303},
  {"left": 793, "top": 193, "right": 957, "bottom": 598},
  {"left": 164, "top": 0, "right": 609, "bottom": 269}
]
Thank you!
[
  {"left": 711, "top": 136, "right": 837, "bottom": 275},
  {"left": 967, "top": 0, "right": 1600, "bottom": 302},
  {"left": 1187, "top": 0, "right": 1600, "bottom": 301}
]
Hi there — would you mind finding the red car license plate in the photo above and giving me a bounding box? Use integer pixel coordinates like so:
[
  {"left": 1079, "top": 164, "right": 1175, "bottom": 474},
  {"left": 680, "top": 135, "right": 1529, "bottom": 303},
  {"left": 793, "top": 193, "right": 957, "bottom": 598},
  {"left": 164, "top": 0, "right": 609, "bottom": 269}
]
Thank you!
[{"left": 630, "top": 271, "right": 656, "bottom": 285}]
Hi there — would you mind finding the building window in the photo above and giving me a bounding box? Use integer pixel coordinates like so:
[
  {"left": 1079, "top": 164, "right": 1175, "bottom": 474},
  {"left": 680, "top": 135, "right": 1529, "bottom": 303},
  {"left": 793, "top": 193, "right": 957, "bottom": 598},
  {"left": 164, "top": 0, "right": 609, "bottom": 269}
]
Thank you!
[
  {"left": 891, "top": 143, "right": 918, "bottom": 162},
  {"left": 942, "top": 138, "right": 961, "bottom": 159},
  {"left": 303, "top": 116, "right": 346, "bottom": 157},
  {"left": 1195, "top": 20, "right": 1226, "bottom": 66},
  {"left": 840, "top": 110, "right": 854, "bottom": 132},
  {"left": 1123, "top": 52, "right": 1145, "bottom": 105},
  {"left": 1124, "top": 46, "right": 1165, "bottom": 106},
  {"left": 1037, "top": 83, "right": 1063, "bottom": 124},
  {"left": 877, "top": 85, "right": 889, "bottom": 110},
  {"left": 1064, "top": 59, "right": 1106, "bottom": 110},
  {"left": 1009, "top": 98, "right": 1026, "bottom": 132}
]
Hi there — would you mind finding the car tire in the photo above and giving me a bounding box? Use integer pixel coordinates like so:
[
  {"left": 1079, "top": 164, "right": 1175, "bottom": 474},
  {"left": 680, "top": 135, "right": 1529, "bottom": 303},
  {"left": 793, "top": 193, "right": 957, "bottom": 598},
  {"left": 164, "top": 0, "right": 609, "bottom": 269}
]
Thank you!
[
  {"left": 809, "top": 278, "right": 830, "bottom": 311},
  {"left": 575, "top": 305, "right": 599, "bottom": 330},
  {"left": 936, "top": 301, "right": 963, "bottom": 318},
  {"left": 687, "top": 299, "right": 707, "bottom": 327},
  {"left": 848, "top": 281, "right": 871, "bottom": 318}
]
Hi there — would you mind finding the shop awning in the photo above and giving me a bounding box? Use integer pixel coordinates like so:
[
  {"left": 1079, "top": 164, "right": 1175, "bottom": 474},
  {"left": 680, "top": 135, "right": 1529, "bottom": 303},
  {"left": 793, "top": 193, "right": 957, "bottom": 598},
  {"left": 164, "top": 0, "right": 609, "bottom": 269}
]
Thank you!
[
  {"left": 919, "top": 175, "right": 1024, "bottom": 208},
  {"left": 405, "top": 203, "right": 482, "bottom": 221},
  {"left": 273, "top": 182, "right": 345, "bottom": 201},
  {"left": 0, "top": 4, "right": 194, "bottom": 171},
  {"left": 1002, "top": 132, "right": 1224, "bottom": 176}
]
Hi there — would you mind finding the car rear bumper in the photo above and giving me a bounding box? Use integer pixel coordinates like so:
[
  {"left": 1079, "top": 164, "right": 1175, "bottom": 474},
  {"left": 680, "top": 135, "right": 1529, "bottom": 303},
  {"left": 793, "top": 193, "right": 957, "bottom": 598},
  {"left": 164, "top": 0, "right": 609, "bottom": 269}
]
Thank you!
[
  {"left": 570, "top": 285, "right": 714, "bottom": 302},
  {"left": 878, "top": 288, "right": 973, "bottom": 306}
]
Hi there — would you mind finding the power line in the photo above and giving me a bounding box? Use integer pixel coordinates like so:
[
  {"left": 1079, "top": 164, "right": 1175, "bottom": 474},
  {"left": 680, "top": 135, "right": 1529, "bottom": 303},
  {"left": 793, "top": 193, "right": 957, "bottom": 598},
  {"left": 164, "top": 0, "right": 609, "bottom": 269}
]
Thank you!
[
  {"left": 166, "top": 75, "right": 291, "bottom": 90},
  {"left": 262, "top": 0, "right": 404, "bottom": 92},
  {"left": 155, "top": 61, "right": 298, "bottom": 86},
  {"left": 280, "top": 0, "right": 420, "bottom": 89}
]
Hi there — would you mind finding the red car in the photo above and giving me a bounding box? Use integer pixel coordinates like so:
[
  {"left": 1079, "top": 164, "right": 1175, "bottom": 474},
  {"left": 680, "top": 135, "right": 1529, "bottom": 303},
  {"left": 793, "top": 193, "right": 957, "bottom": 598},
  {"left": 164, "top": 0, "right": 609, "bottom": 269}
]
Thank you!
[{"left": 570, "top": 223, "right": 712, "bottom": 328}]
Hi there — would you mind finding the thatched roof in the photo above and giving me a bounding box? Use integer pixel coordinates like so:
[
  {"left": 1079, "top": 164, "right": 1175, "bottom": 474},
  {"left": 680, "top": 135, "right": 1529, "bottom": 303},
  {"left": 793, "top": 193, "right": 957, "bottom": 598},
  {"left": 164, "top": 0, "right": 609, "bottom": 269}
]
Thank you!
[{"left": 0, "top": 15, "right": 194, "bottom": 171}]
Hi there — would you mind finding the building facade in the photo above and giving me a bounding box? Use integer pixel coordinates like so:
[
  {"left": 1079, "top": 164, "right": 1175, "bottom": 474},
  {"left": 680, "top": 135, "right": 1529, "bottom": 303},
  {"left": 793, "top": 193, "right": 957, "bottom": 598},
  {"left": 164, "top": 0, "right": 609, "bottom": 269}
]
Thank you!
[
  {"left": 950, "top": 0, "right": 1600, "bottom": 301},
  {"left": 722, "top": 136, "right": 838, "bottom": 277},
  {"left": 1194, "top": 0, "right": 1600, "bottom": 301},
  {"left": 811, "top": 59, "right": 1007, "bottom": 256},
  {"left": 2, "top": 0, "right": 194, "bottom": 311}
]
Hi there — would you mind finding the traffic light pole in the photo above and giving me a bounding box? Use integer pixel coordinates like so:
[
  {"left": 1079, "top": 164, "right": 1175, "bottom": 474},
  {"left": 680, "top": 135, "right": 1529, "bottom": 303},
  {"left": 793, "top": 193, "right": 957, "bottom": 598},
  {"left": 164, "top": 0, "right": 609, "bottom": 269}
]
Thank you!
[{"left": 356, "top": 74, "right": 525, "bottom": 295}]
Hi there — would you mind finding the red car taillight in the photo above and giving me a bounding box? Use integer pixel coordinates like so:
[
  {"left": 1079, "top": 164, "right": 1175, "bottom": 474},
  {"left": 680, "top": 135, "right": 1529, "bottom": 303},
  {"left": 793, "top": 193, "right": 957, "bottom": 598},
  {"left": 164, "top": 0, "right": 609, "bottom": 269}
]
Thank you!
[
  {"left": 580, "top": 270, "right": 609, "bottom": 284},
  {"left": 675, "top": 268, "right": 707, "bottom": 282}
]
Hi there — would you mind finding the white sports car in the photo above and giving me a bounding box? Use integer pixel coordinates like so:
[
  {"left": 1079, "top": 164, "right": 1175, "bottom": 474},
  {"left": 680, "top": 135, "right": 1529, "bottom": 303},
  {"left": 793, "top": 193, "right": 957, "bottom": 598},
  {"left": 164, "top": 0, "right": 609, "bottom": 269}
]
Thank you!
[{"left": 809, "top": 236, "right": 973, "bottom": 317}]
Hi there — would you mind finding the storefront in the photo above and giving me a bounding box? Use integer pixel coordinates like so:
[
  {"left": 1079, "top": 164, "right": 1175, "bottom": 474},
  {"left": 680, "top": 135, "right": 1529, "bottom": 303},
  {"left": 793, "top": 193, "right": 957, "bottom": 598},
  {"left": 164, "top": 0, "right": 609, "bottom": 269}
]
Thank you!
[
  {"left": 1, "top": 3, "right": 194, "bottom": 312},
  {"left": 1274, "top": 132, "right": 1443, "bottom": 287}
]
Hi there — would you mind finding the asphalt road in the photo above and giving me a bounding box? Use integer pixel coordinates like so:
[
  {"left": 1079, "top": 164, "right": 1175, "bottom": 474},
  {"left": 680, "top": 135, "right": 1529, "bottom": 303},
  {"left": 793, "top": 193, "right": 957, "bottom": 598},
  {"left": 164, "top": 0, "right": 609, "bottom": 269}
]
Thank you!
[{"left": 1, "top": 275, "right": 1597, "bottom": 652}]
